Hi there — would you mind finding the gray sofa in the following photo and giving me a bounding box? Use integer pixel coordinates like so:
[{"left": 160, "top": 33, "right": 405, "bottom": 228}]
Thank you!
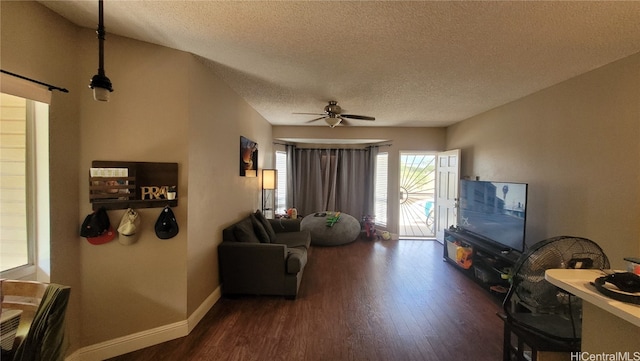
[{"left": 218, "top": 211, "right": 311, "bottom": 299}]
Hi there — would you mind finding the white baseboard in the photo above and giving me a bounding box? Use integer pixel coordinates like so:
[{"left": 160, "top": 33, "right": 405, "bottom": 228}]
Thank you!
[
  {"left": 67, "top": 286, "right": 221, "bottom": 361},
  {"left": 75, "top": 321, "right": 189, "bottom": 361},
  {"left": 188, "top": 285, "right": 221, "bottom": 333}
]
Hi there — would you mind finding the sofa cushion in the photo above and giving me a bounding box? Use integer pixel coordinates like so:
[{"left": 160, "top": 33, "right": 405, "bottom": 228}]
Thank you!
[
  {"left": 267, "top": 218, "right": 301, "bottom": 233},
  {"left": 254, "top": 210, "right": 277, "bottom": 242},
  {"left": 233, "top": 217, "right": 260, "bottom": 243},
  {"left": 274, "top": 230, "right": 311, "bottom": 250},
  {"left": 250, "top": 214, "right": 270, "bottom": 243},
  {"left": 286, "top": 247, "right": 307, "bottom": 274}
]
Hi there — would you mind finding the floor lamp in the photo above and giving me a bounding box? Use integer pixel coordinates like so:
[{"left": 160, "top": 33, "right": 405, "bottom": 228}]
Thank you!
[{"left": 262, "top": 169, "right": 277, "bottom": 219}]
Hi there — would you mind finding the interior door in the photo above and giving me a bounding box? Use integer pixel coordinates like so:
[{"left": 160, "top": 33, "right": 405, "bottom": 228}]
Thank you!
[{"left": 435, "top": 149, "right": 460, "bottom": 243}]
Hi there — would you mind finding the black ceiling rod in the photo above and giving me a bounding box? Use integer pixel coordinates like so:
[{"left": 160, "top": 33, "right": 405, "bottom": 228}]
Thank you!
[{"left": 1, "top": 69, "right": 69, "bottom": 93}]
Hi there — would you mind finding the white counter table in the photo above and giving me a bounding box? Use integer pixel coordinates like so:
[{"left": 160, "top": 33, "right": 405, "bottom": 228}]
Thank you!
[{"left": 545, "top": 269, "right": 640, "bottom": 355}]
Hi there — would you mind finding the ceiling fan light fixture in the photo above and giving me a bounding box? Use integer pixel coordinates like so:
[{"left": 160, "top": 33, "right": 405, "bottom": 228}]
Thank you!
[
  {"left": 325, "top": 117, "right": 341, "bottom": 128},
  {"left": 325, "top": 101, "right": 341, "bottom": 114},
  {"left": 294, "top": 101, "right": 374, "bottom": 127}
]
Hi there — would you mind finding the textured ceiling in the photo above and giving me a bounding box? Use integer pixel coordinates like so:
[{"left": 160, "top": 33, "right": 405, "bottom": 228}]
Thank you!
[{"left": 39, "top": 1, "right": 640, "bottom": 127}]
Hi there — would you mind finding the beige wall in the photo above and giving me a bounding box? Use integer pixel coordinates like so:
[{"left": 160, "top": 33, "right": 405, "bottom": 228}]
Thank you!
[
  {"left": 272, "top": 126, "right": 447, "bottom": 234},
  {"left": 1, "top": 0, "right": 83, "bottom": 353},
  {"left": 76, "top": 31, "right": 192, "bottom": 345},
  {"left": 187, "top": 55, "right": 273, "bottom": 315},
  {"left": 446, "top": 52, "right": 640, "bottom": 269},
  {"left": 74, "top": 30, "right": 273, "bottom": 351},
  {"left": 3, "top": 0, "right": 638, "bottom": 357},
  {"left": 2, "top": 1, "right": 273, "bottom": 356}
]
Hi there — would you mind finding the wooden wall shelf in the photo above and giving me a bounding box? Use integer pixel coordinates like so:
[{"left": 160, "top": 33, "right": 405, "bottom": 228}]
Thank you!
[{"left": 90, "top": 161, "right": 178, "bottom": 210}]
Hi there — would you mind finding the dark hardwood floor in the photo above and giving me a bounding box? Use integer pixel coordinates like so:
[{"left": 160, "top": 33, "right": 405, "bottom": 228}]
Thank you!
[{"left": 108, "top": 239, "right": 505, "bottom": 361}]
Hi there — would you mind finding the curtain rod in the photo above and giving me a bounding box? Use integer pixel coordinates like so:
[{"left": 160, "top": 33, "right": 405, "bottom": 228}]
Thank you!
[
  {"left": 273, "top": 142, "right": 392, "bottom": 148},
  {"left": 1, "top": 69, "right": 69, "bottom": 93},
  {"left": 296, "top": 147, "right": 370, "bottom": 151},
  {"left": 287, "top": 145, "right": 393, "bottom": 151},
  {"left": 369, "top": 143, "right": 392, "bottom": 148}
]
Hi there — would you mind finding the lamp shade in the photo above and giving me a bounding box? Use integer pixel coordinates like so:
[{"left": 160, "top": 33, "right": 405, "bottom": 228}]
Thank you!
[
  {"left": 325, "top": 117, "right": 341, "bottom": 128},
  {"left": 262, "top": 169, "right": 277, "bottom": 190},
  {"left": 91, "top": 84, "right": 111, "bottom": 101},
  {"left": 90, "top": 73, "right": 113, "bottom": 101}
]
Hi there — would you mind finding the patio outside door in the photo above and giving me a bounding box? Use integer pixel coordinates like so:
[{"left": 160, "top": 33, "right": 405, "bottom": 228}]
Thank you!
[{"left": 398, "top": 152, "right": 436, "bottom": 238}]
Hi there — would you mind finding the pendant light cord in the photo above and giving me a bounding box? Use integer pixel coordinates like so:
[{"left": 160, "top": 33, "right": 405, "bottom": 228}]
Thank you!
[{"left": 97, "top": 0, "right": 106, "bottom": 75}]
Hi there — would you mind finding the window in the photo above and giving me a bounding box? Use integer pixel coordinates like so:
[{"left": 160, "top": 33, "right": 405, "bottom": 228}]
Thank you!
[
  {"left": 0, "top": 92, "right": 49, "bottom": 279},
  {"left": 1, "top": 93, "right": 30, "bottom": 272},
  {"left": 375, "top": 152, "right": 388, "bottom": 227},
  {"left": 275, "top": 151, "right": 287, "bottom": 214}
]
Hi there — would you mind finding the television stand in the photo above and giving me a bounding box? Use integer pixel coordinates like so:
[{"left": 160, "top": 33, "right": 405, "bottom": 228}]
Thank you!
[{"left": 443, "top": 228, "right": 522, "bottom": 300}]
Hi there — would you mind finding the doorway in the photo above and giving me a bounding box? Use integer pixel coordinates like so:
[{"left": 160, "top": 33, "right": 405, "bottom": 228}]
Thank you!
[{"left": 398, "top": 152, "right": 436, "bottom": 238}]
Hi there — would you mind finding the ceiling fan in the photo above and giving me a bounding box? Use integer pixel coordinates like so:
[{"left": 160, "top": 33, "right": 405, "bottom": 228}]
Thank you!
[{"left": 294, "top": 101, "right": 375, "bottom": 128}]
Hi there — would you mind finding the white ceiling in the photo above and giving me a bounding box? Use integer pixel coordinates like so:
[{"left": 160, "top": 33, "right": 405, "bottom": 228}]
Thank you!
[{"left": 39, "top": 1, "right": 640, "bottom": 128}]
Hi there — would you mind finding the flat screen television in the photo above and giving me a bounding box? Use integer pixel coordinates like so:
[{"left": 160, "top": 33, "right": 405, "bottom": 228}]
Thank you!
[{"left": 458, "top": 180, "right": 528, "bottom": 252}]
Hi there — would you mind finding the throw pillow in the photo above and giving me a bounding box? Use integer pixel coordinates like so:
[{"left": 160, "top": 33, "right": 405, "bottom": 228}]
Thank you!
[
  {"left": 233, "top": 218, "right": 260, "bottom": 243},
  {"left": 250, "top": 214, "right": 270, "bottom": 243},
  {"left": 254, "top": 210, "right": 277, "bottom": 242}
]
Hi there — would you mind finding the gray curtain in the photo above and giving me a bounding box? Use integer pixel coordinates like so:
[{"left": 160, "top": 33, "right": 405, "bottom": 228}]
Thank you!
[
  {"left": 286, "top": 144, "right": 296, "bottom": 209},
  {"left": 363, "top": 145, "right": 379, "bottom": 217},
  {"left": 293, "top": 148, "right": 371, "bottom": 219}
]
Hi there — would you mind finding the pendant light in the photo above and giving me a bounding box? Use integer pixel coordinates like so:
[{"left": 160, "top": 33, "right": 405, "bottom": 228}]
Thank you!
[{"left": 88, "top": 0, "right": 113, "bottom": 101}]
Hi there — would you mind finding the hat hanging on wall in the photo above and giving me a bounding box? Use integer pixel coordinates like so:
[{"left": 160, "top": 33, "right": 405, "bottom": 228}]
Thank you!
[
  {"left": 118, "top": 208, "right": 140, "bottom": 245},
  {"left": 155, "top": 206, "right": 179, "bottom": 239},
  {"left": 80, "top": 207, "right": 115, "bottom": 245}
]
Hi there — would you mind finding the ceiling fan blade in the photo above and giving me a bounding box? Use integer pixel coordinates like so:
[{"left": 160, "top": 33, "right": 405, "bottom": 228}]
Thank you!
[
  {"left": 339, "top": 118, "right": 351, "bottom": 126},
  {"left": 293, "top": 112, "right": 325, "bottom": 116},
  {"left": 341, "top": 114, "right": 375, "bottom": 121},
  {"left": 306, "top": 116, "right": 327, "bottom": 123}
]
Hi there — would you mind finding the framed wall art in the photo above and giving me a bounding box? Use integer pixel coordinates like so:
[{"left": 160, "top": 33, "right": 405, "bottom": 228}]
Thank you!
[{"left": 240, "top": 136, "right": 258, "bottom": 177}]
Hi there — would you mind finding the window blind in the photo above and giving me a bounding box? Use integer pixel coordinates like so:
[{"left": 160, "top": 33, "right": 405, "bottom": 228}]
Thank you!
[{"left": 375, "top": 152, "right": 388, "bottom": 227}]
